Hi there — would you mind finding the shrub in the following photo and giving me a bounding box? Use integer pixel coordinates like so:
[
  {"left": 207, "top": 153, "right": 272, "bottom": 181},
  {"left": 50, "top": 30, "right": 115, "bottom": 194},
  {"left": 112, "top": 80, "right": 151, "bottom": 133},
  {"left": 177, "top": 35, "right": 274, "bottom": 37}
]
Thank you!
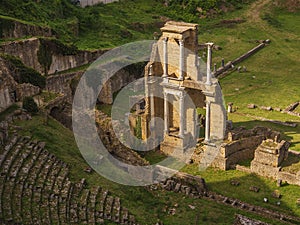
[
  {"left": 23, "top": 96, "right": 39, "bottom": 114},
  {"left": 1, "top": 54, "right": 46, "bottom": 88}
]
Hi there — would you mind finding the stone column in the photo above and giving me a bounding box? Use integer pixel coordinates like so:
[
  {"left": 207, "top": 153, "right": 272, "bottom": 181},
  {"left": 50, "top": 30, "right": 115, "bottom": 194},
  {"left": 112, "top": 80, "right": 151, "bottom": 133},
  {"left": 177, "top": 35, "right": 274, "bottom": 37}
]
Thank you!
[
  {"left": 206, "top": 43, "right": 214, "bottom": 86},
  {"left": 179, "top": 93, "right": 185, "bottom": 138},
  {"left": 227, "top": 102, "right": 233, "bottom": 113},
  {"left": 150, "top": 93, "right": 155, "bottom": 127},
  {"left": 179, "top": 39, "right": 184, "bottom": 80},
  {"left": 205, "top": 100, "right": 211, "bottom": 142},
  {"left": 197, "top": 56, "right": 202, "bottom": 81},
  {"left": 163, "top": 38, "right": 168, "bottom": 77},
  {"left": 221, "top": 58, "right": 225, "bottom": 67},
  {"left": 164, "top": 92, "right": 169, "bottom": 135}
]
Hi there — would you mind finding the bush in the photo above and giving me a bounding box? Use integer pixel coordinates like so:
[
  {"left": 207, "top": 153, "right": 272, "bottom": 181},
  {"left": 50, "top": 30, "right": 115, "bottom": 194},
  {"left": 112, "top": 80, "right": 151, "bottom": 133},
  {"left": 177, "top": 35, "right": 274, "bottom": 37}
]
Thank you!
[
  {"left": 23, "top": 97, "right": 39, "bottom": 114},
  {"left": 1, "top": 54, "right": 46, "bottom": 88}
]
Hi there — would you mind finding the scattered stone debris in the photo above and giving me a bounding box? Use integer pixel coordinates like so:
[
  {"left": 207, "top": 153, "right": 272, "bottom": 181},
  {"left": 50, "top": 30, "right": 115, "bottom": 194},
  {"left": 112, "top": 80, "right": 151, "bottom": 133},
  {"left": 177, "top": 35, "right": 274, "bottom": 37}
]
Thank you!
[
  {"left": 168, "top": 208, "right": 176, "bottom": 215},
  {"left": 277, "top": 201, "right": 281, "bottom": 206},
  {"left": 230, "top": 180, "right": 240, "bottom": 186},
  {"left": 277, "top": 179, "right": 282, "bottom": 187},
  {"left": 227, "top": 102, "right": 234, "bottom": 113},
  {"left": 249, "top": 186, "right": 260, "bottom": 193},
  {"left": 234, "top": 214, "right": 271, "bottom": 225},
  {"left": 84, "top": 167, "right": 93, "bottom": 173},
  {"left": 272, "top": 190, "right": 282, "bottom": 199},
  {"left": 247, "top": 104, "right": 257, "bottom": 109},
  {"left": 260, "top": 106, "right": 273, "bottom": 111},
  {"left": 284, "top": 101, "right": 299, "bottom": 112},
  {"left": 188, "top": 205, "right": 195, "bottom": 210}
]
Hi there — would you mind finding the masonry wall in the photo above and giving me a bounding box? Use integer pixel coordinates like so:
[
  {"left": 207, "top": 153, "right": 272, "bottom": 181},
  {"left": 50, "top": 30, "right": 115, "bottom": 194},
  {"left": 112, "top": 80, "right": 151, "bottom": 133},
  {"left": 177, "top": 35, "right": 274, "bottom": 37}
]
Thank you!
[
  {"left": 0, "top": 38, "right": 104, "bottom": 75},
  {"left": 0, "top": 18, "right": 53, "bottom": 39}
]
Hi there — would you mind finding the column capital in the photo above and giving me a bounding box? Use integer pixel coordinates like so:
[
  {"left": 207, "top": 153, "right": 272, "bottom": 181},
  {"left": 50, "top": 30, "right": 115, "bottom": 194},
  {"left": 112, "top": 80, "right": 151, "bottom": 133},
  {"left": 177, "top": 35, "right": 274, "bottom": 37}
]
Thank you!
[
  {"left": 205, "top": 100, "right": 211, "bottom": 105},
  {"left": 178, "top": 91, "right": 186, "bottom": 100},
  {"left": 163, "top": 37, "right": 168, "bottom": 43},
  {"left": 206, "top": 42, "right": 214, "bottom": 47},
  {"left": 179, "top": 39, "right": 184, "bottom": 45},
  {"left": 148, "top": 64, "right": 153, "bottom": 76}
]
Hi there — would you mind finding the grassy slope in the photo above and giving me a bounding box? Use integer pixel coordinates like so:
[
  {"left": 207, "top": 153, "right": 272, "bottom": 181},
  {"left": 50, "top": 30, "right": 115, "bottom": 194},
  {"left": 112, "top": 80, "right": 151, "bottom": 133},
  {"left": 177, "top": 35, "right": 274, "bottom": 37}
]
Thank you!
[{"left": 196, "top": 0, "right": 300, "bottom": 150}]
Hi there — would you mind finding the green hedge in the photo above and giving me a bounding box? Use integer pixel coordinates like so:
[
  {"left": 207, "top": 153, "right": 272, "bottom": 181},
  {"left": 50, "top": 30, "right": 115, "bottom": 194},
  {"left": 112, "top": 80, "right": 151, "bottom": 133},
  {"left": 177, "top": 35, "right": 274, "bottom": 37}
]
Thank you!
[{"left": 23, "top": 96, "right": 39, "bottom": 114}]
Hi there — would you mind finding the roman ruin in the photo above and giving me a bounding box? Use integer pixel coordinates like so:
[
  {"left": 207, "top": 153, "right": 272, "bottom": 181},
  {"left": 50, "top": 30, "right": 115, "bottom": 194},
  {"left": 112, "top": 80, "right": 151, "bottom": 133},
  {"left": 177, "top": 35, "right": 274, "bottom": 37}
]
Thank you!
[{"left": 140, "top": 21, "right": 227, "bottom": 157}]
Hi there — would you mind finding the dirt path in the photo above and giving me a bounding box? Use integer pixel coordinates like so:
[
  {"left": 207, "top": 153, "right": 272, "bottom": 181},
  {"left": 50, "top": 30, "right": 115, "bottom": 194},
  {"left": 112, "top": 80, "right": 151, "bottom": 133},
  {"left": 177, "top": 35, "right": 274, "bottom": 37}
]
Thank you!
[
  {"left": 244, "top": 0, "right": 300, "bottom": 61},
  {"left": 246, "top": 0, "right": 272, "bottom": 23}
]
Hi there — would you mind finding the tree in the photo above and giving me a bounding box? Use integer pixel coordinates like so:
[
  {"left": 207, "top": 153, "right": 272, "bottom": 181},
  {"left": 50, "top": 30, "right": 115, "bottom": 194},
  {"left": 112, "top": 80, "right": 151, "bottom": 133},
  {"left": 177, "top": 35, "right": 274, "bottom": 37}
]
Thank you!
[{"left": 23, "top": 97, "right": 39, "bottom": 114}]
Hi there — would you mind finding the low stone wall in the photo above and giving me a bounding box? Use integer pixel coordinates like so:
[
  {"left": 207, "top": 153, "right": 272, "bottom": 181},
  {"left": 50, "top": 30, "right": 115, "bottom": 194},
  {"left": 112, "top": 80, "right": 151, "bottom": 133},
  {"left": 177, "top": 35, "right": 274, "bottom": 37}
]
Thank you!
[
  {"left": 158, "top": 171, "right": 208, "bottom": 196},
  {"left": 278, "top": 171, "right": 300, "bottom": 186},
  {"left": 212, "top": 136, "right": 263, "bottom": 170},
  {"left": 211, "top": 126, "right": 283, "bottom": 170},
  {"left": 250, "top": 161, "right": 280, "bottom": 179},
  {"left": 227, "top": 126, "right": 281, "bottom": 142}
]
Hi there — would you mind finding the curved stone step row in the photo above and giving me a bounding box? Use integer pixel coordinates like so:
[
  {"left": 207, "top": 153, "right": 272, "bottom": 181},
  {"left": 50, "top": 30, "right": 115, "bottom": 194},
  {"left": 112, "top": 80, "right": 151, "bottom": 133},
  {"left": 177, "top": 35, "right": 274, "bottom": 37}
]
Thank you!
[{"left": 0, "top": 135, "right": 138, "bottom": 225}]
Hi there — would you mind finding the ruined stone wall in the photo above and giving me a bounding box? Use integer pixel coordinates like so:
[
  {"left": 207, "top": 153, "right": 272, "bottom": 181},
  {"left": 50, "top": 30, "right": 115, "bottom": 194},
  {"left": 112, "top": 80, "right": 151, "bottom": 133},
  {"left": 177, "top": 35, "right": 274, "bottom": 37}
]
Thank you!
[
  {"left": 15, "top": 83, "right": 40, "bottom": 101},
  {"left": 0, "top": 56, "right": 43, "bottom": 112},
  {"left": 0, "top": 38, "right": 105, "bottom": 75},
  {"left": 0, "top": 57, "right": 18, "bottom": 112},
  {"left": 46, "top": 71, "right": 83, "bottom": 101},
  {"left": 228, "top": 126, "right": 281, "bottom": 142},
  {"left": 99, "top": 66, "right": 144, "bottom": 104},
  {"left": 0, "top": 38, "right": 43, "bottom": 73},
  {"left": 208, "top": 127, "right": 284, "bottom": 170},
  {"left": 48, "top": 50, "right": 102, "bottom": 75},
  {"left": 278, "top": 171, "right": 300, "bottom": 186},
  {"left": 0, "top": 18, "right": 53, "bottom": 39}
]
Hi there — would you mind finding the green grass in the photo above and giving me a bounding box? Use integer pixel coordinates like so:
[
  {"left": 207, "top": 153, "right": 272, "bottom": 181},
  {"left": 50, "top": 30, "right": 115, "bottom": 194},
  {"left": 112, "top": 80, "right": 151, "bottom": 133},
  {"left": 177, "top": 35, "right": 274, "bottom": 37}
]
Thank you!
[
  {"left": 38, "top": 91, "right": 59, "bottom": 104},
  {"left": 97, "top": 104, "right": 112, "bottom": 116},
  {"left": 139, "top": 150, "right": 168, "bottom": 164},
  {"left": 182, "top": 164, "right": 300, "bottom": 219}
]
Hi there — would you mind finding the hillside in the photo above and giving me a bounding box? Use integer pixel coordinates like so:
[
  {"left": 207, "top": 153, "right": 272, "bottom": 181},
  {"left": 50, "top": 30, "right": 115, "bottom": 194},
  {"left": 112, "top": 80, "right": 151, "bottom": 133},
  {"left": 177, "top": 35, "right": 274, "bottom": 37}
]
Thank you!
[
  {"left": 0, "top": 0, "right": 300, "bottom": 224},
  {"left": 0, "top": 0, "right": 254, "bottom": 49}
]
